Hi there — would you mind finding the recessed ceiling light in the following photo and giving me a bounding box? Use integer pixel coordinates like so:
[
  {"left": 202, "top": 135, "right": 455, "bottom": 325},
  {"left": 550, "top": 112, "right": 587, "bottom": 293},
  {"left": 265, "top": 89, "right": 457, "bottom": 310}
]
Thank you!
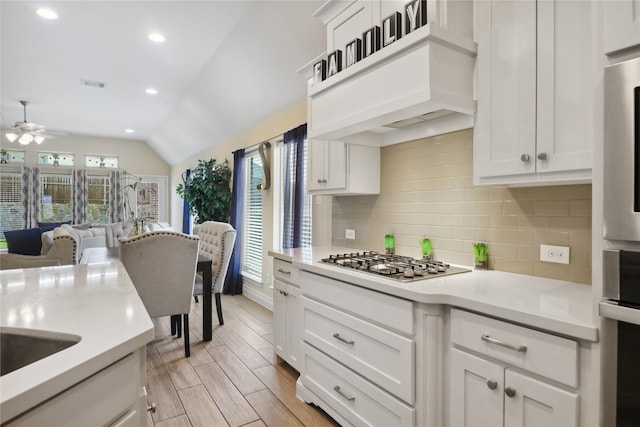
[
  {"left": 36, "top": 8, "right": 58, "bottom": 20},
  {"left": 125, "top": 129, "right": 134, "bottom": 134},
  {"left": 145, "top": 88, "right": 158, "bottom": 95},
  {"left": 148, "top": 33, "right": 165, "bottom": 43}
]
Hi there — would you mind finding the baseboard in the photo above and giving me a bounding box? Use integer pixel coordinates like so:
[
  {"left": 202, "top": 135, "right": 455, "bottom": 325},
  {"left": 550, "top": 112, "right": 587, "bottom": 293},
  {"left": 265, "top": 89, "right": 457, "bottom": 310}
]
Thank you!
[{"left": 242, "top": 285, "right": 273, "bottom": 311}]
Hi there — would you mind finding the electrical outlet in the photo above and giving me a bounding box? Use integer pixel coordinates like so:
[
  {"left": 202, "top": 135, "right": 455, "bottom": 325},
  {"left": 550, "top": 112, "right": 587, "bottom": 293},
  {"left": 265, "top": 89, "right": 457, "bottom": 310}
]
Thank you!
[
  {"left": 345, "top": 229, "right": 356, "bottom": 240},
  {"left": 540, "top": 244, "right": 570, "bottom": 264}
]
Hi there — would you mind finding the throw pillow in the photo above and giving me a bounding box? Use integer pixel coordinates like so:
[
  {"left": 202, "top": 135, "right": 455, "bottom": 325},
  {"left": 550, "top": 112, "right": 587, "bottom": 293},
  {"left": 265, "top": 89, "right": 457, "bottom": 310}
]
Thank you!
[
  {"left": 38, "top": 220, "right": 71, "bottom": 228},
  {"left": 5, "top": 226, "right": 56, "bottom": 255}
]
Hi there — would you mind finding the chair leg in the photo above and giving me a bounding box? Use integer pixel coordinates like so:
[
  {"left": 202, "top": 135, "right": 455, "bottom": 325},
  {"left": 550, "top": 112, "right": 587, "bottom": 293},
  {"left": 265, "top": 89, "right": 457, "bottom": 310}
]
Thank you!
[
  {"left": 215, "top": 292, "right": 224, "bottom": 325},
  {"left": 170, "top": 315, "right": 178, "bottom": 335},
  {"left": 183, "top": 314, "right": 190, "bottom": 357},
  {"left": 194, "top": 294, "right": 199, "bottom": 303},
  {"left": 176, "top": 315, "right": 182, "bottom": 338}
]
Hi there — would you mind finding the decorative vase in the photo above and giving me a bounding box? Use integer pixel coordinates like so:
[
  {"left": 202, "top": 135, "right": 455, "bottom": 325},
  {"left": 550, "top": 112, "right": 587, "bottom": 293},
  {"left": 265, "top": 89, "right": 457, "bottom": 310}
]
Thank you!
[{"left": 128, "top": 219, "right": 147, "bottom": 237}]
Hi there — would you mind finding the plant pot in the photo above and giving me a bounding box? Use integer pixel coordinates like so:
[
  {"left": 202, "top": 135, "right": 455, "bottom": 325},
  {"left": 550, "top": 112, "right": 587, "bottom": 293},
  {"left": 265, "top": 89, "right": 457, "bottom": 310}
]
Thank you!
[
  {"left": 422, "top": 254, "right": 432, "bottom": 261},
  {"left": 474, "top": 260, "right": 488, "bottom": 270}
]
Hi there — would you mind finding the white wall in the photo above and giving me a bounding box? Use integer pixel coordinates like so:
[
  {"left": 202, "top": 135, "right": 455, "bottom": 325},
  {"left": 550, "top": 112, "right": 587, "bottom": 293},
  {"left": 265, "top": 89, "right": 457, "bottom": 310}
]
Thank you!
[{"left": 2, "top": 134, "right": 170, "bottom": 176}]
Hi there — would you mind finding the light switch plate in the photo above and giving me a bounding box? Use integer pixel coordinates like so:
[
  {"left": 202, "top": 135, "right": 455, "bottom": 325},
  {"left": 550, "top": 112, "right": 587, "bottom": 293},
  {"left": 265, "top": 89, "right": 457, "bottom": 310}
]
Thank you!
[
  {"left": 345, "top": 229, "right": 356, "bottom": 240},
  {"left": 540, "top": 244, "right": 570, "bottom": 264}
]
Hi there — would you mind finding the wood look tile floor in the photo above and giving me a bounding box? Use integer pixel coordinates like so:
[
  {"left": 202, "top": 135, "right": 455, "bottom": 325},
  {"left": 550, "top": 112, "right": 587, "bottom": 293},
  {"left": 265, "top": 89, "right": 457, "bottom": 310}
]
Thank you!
[{"left": 146, "top": 294, "right": 339, "bottom": 427}]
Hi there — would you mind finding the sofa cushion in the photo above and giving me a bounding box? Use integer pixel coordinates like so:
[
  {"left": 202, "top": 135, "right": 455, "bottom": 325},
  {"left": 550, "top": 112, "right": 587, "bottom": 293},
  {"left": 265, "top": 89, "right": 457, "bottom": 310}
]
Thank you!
[{"left": 5, "top": 226, "right": 55, "bottom": 255}]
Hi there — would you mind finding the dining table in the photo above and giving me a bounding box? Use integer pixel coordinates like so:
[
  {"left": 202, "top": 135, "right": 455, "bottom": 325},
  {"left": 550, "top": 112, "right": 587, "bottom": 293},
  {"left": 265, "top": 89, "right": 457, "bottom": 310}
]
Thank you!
[{"left": 80, "top": 247, "right": 215, "bottom": 341}]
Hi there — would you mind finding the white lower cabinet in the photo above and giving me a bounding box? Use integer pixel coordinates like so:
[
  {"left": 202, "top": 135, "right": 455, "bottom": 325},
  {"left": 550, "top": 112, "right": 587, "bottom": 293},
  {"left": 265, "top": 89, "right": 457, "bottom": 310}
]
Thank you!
[
  {"left": 272, "top": 259, "right": 302, "bottom": 371},
  {"left": 6, "top": 349, "right": 147, "bottom": 427},
  {"left": 448, "top": 309, "right": 579, "bottom": 427},
  {"left": 297, "top": 269, "right": 427, "bottom": 427}
]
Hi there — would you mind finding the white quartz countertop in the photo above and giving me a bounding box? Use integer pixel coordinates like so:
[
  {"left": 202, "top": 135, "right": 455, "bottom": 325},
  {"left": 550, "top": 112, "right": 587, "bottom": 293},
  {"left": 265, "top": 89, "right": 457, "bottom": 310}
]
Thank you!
[
  {"left": 0, "top": 262, "right": 154, "bottom": 423},
  {"left": 269, "top": 247, "right": 598, "bottom": 342}
]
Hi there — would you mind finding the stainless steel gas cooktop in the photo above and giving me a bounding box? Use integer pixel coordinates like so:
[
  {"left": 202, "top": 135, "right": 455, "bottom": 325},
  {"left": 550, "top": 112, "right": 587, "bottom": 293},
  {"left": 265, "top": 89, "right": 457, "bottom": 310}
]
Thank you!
[{"left": 320, "top": 251, "right": 471, "bottom": 282}]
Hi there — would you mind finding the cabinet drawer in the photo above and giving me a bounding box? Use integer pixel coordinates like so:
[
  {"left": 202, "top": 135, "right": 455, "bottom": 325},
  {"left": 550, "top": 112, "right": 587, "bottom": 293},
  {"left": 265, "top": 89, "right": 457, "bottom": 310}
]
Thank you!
[
  {"left": 302, "top": 343, "right": 414, "bottom": 427},
  {"left": 300, "top": 270, "right": 413, "bottom": 335},
  {"left": 450, "top": 309, "right": 578, "bottom": 387},
  {"left": 274, "top": 259, "right": 298, "bottom": 283},
  {"left": 303, "top": 297, "right": 414, "bottom": 404}
]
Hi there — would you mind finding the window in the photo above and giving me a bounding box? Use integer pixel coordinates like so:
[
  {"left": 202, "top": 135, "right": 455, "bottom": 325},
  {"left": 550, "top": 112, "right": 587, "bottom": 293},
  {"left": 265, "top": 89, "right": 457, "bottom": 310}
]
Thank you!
[
  {"left": 40, "top": 174, "right": 72, "bottom": 222},
  {"left": 242, "top": 150, "right": 263, "bottom": 279},
  {"left": 85, "top": 154, "right": 119, "bottom": 169},
  {"left": 1, "top": 150, "right": 25, "bottom": 164},
  {"left": 38, "top": 152, "right": 74, "bottom": 167},
  {"left": 0, "top": 173, "right": 23, "bottom": 243},
  {"left": 87, "top": 176, "right": 110, "bottom": 223},
  {"left": 135, "top": 181, "right": 159, "bottom": 222}
]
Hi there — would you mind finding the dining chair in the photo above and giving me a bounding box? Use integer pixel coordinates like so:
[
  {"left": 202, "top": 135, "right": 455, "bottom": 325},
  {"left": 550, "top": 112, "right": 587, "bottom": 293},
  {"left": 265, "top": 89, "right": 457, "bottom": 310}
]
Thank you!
[
  {"left": 118, "top": 231, "right": 200, "bottom": 357},
  {"left": 192, "top": 221, "right": 236, "bottom": 325}
]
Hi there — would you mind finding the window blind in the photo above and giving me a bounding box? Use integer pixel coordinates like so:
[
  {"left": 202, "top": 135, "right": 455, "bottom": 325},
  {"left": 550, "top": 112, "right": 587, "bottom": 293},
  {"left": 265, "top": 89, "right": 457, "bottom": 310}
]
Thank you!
[{"left": 243, "top": 152, "right": 263, "bottom": 277}]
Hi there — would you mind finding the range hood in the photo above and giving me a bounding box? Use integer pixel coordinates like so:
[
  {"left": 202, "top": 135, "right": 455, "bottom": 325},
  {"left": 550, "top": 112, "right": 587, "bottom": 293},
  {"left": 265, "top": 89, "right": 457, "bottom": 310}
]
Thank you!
[{"left": 307, "top": 25, "right": 476, "bottom": 141}]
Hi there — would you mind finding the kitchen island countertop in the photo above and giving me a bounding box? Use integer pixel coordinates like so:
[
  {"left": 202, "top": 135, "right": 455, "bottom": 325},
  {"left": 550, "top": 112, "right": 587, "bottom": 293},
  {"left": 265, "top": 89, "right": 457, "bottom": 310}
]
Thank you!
[
  {"left": 269, "top": 246, "right": 597, "bottom": 342},
  {"left": 0, "top": 262, "right": 154, "bottom": 423}
]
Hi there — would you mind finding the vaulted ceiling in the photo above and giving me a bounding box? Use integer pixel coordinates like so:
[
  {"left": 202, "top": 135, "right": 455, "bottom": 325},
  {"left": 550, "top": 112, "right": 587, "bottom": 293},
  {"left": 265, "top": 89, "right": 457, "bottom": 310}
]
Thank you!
[{"left": 1, "top": 1, "right": 325, "bottom": 165}]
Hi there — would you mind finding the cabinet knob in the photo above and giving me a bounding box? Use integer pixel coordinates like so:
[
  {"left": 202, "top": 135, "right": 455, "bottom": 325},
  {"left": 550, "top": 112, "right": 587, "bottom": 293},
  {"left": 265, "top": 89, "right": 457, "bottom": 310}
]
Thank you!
[
  {"left": 520, "top": 154, "right": 530, "bottom": 162},
  {"left": 147, "top": 402, "right": 157, "bottom": 413},
  {"left": 537, "top": 152, "right": 548, "bottom": 160},
  {"left": 317, "top": 179, "right": 323, "bottom": 184},
  {"left": 505, "top": 387, "right": 517, "bottom": 398},
  {"left": 487, "top": 380, "right": 498, "bottom": 390}
]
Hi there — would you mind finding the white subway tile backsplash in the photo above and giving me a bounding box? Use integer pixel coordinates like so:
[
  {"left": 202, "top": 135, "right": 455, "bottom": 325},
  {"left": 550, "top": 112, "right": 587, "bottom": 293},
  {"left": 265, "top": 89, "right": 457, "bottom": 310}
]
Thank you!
[{"left": 332, "top": 129, "right": 592, "bottom": 284}]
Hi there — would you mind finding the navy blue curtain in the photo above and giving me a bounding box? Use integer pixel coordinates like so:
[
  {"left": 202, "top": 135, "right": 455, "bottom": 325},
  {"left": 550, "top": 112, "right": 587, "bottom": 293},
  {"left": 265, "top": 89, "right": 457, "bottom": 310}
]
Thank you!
[
  {"left": 223, "top": 149, "right": 245, "bottom": 295},
  {"left": 282, "top": 124, "right": 307, "bottom": 248},
  {"left": 181, "top": 169, "right": 191, "bottom": 234}
]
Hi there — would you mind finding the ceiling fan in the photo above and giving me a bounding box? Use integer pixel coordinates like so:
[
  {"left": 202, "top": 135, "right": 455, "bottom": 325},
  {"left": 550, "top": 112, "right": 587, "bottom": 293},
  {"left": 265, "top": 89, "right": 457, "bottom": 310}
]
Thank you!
[{"left": 5, "top": 100, "right": 49, "bottom": 145}]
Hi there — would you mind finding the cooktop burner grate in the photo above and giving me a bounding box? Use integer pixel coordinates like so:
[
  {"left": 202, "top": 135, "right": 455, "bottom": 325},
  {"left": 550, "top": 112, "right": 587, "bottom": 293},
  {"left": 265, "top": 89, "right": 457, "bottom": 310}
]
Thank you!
[{"left": 320, "top": 251, "right": 471, "bottom": 282}]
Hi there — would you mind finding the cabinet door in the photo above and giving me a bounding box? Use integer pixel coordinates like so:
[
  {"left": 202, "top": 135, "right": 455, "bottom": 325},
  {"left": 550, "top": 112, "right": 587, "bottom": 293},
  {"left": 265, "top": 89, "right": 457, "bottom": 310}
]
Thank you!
[
  {"left": 448, "top": 348, "right": 503, "bottom": 427},
  {"left": 307, "top": 139, "right": 327, "bottom": 191},
  {"left": 504, "top": 369, "right": 578, "bottom": 427},
  {"left": 474, "top": 0, "right": 537, "bottom": 179},
  {"left": 273, "top": 279, "right": 287, "bottom": 360},
  {"left": 324, "top": 140, "right": 347, "bottom": 190},
  {"left": 326, "top": 0, "right": 374, "bottom": 53},
  {"left": 536, "top": 0, "right": 593, "bottom": 174},
  {"left": 286, "top": 284, "right": 302, "bottom": 372},
  {"left": 604, "top": 0, "right": 640, "bottom": 55}
]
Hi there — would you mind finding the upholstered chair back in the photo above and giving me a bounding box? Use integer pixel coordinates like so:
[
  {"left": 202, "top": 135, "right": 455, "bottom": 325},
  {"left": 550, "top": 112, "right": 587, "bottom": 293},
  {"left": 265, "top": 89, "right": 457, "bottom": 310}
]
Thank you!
[
  {"left": 193, "top": 221, "right": 236, "bottom": 294},
  {"left": 51, "top": 226, "right": 80, "bottom": 265},
  {"left": 118, "top": 231, "right": 200, "bottom": 317}
]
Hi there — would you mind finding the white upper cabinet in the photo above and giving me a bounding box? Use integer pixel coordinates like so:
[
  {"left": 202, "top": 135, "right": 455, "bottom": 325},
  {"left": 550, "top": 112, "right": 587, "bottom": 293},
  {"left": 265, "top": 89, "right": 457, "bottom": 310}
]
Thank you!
[
  {"left": 474, "top": 0, "right": 595, "bottom": 186},
  {"left": 603, "top": 0, "right": 640, "bottom": 56},
  {"left": 307, "top": 139, "right": 380, "bottom": 195}
]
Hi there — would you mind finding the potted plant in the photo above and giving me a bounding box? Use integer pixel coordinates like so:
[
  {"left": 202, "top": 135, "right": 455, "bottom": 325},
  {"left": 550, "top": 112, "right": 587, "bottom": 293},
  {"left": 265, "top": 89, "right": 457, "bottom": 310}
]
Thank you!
[
  {"left": 384, "top": 233, "right": 395, "bottom": 255},
  {"left": 0, "top": 149, "right": 8, "bottom": 164},
  {"left": 472, "top": 242, "right": 488, "bottom": 270},
  {"left": 421, "top": 237, "right": 433, "bottom": 261},
  {"left": 52, "top": 153, "right": 60, "bottom": 166},
  {"left": 99, "top": 155, "right": 106, "bottom": 168},
  {"left": 176, "top": 158, "right": 232, "bottom": 224}
]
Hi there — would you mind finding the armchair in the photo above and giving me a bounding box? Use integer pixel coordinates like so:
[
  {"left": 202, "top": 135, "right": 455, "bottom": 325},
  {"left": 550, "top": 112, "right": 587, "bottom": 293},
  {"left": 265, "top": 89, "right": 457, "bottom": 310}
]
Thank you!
[
  {"left": 118, "top": 231, "right": 200, "bottom": 357},
  {"left": 192, "top": 221, "right": 236, "bottom": 325}
]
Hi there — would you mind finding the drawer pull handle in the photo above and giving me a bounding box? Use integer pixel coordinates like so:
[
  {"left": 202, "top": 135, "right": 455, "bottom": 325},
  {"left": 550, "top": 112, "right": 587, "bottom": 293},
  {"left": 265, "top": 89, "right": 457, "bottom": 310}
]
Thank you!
[
  {"left": 505, "top": 387, "right": 517, "bottom": 398},
  {"left": 481, "top": 334, "right": 527, "bottom": 353},
  {"left": 277, "top": 269, "right": 291, "bottom": 275},
  {"left": 333, "top": 333, "right": 355, "bottom": 345},
  {"left": 487, "top": 380, "right": 498, "bottom": 390},
  {"left": 334, "top": 385, "right": 356, "bottom": 401}
]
